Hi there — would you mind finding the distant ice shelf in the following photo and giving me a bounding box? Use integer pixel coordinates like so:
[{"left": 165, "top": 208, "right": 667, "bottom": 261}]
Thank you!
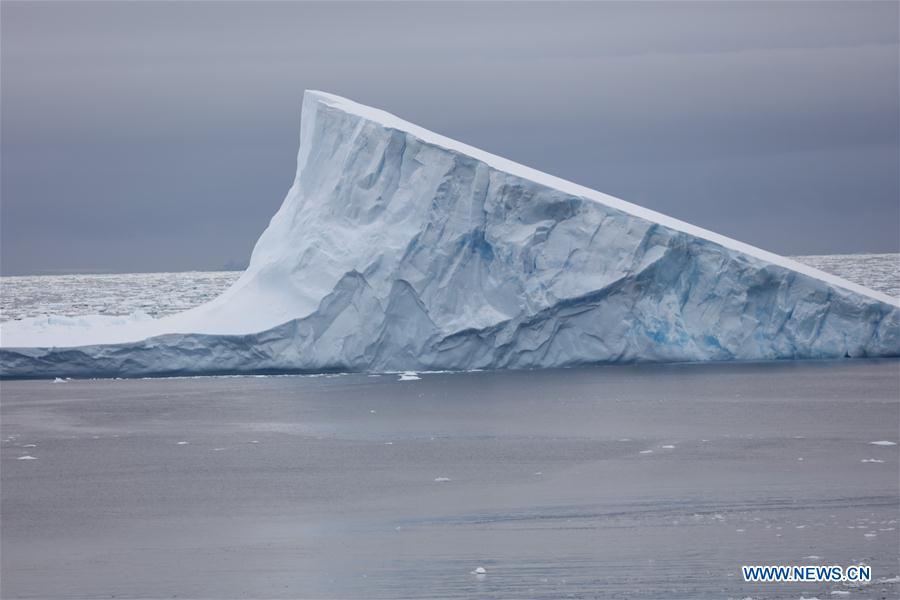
[{"left": 1, "top": 91, "right": 898, "bottom": 378}]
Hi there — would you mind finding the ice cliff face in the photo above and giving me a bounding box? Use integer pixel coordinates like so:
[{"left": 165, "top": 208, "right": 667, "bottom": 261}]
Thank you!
[{"left": 2, "top": 91, "right": 898, "bottom": 378}]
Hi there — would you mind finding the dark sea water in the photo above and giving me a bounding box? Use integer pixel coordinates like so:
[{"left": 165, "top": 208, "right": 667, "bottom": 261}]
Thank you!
[{"left": 2, "top": 362, "right": 898, "bottom": 599}]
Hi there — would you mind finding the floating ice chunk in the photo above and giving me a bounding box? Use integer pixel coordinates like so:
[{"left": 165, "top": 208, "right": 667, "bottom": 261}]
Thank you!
[
  {"left": 22, "top": 444, "right": 36, "bottom": 448},
  {"left": 861, "top": 458, "right": 885, "bottom": 463},
  {"left": 17, "top": 455, "right": 37, "bottom": 460},
  {"left": 877, "top": 575, "right": 900, "bottom": 583},
  {"left": 639, "top": 450, "right": 653, "bottom": 454},
  {"left": 805, "top": 555, "right": 822, "bottom": 560},
  {"left": 398, "top": 372, "right": 421, "bottom": 381},
  {"left": 434, "top": 477, "right": 451, "bottom": 482},
  {"left": 661, "top": 445, "right": 675, "bottom": 449},
  {"left": 176, "top": 441, "right": 189, "bottom": 445},
  {"left": 864, "top": 533, "right": 876, "bottom": 538},
  {"left": 472, "top": 566, "right": 486, "bottom": 575},
  {"left": 829, "top": 591, "right": 850, "bottom": 596},
  {"left": 52, "top": 377, "right": 66, "bottom": 383},
  {"left": 870, "top": 440, "right": 897, "bottom": 446},
  {"left": 3, "top": 91, "right": 898, "bottom": 379}
]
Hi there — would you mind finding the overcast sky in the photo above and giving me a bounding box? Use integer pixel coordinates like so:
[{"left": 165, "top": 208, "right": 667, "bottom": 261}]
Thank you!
[{"left": 1, "top": 1, "right": 898, "bottom": 275}]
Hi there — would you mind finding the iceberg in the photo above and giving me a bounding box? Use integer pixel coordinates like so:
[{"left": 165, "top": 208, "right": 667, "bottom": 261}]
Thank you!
[{"left": 1, "top": 91, "right": 898, "bottom": 378}]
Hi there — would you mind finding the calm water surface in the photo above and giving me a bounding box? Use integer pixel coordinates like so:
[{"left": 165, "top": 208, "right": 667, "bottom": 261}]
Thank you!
[{"left": 2, "top": 361, "right": 898, "bottom": 599}]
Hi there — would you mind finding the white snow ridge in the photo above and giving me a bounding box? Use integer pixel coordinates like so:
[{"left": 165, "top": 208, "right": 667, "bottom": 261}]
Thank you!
[{"left": 1, "top": 91, "right": 898, "bottom": 378}]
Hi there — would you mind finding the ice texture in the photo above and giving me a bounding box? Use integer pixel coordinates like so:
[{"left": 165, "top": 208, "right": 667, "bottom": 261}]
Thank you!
[
  {"left": 3, "top": 255, "right": 896, "bottom": 322},
  {"left": 795, "top": 254, "right": 900, "bottom": 298},
  {"left": 0, "top": 271, "right": 240, "bottom": 321},
  {"left": 1, "top": 91, "right": 898, "bottom": 378}
]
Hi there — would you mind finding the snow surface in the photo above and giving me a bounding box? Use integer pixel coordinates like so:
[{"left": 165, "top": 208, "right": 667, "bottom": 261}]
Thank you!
[{"left": 1, "top": 91, "right": 898, "bottom": 378}]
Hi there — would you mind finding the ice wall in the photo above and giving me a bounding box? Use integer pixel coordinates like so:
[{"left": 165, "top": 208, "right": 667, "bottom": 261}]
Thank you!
[{"left": 2, "top": 91, "right": 898, "bottom": 378}]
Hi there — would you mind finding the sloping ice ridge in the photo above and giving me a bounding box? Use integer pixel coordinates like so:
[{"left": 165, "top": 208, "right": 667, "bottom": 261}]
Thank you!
[{"left": 2, "top": 91, "right": 898, "bottom": 378}]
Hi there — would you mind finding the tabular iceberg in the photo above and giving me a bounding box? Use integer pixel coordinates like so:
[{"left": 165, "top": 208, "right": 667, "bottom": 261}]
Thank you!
[{"left": 2, "top": 91, "right": 898, "bottom": 378}]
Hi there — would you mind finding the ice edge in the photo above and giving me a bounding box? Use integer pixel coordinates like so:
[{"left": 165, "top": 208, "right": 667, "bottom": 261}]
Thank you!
[{"left": 306, "top": 90, "right": 897, "bottom": 308}]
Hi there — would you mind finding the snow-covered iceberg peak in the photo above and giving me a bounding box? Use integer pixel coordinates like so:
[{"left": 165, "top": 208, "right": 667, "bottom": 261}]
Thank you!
[{"left": 1, "top": 90, "right": 898, "bottom": 378}]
